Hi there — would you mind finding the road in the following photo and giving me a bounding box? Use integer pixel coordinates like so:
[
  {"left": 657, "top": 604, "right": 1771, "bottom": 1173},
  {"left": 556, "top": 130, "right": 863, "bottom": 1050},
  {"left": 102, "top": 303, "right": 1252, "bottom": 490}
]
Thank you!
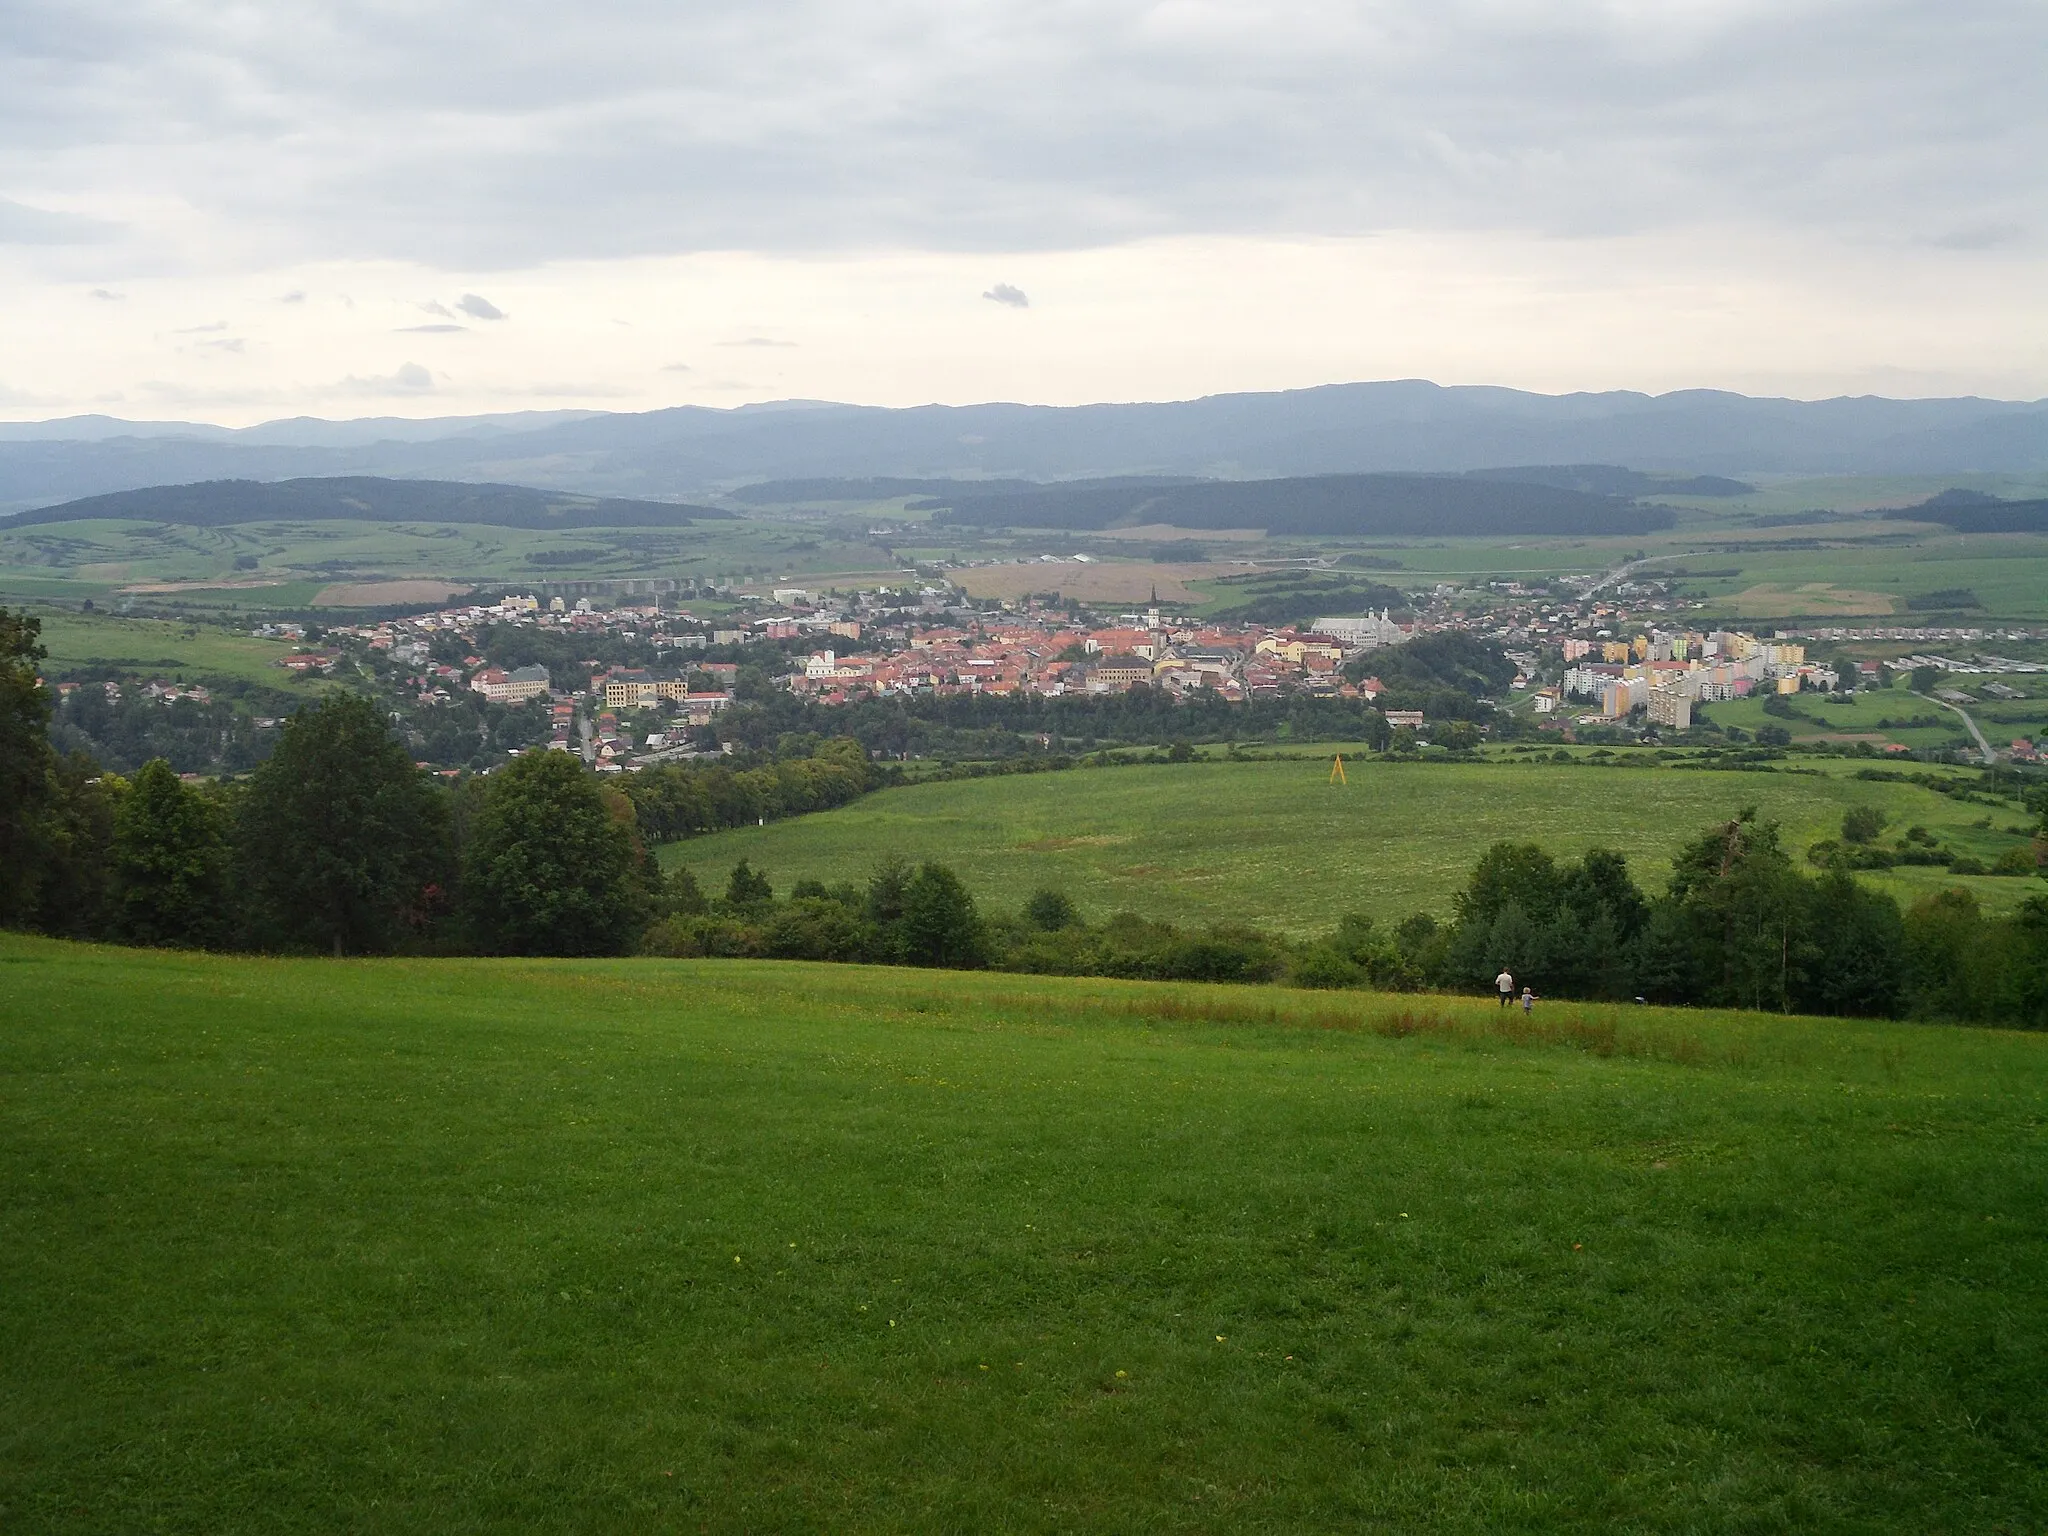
[
  {"left": 1581, "top": 551, "right": 1708, "bottom": 598},
  {"left": 1915, "top": 691, "right": 1997, "bottom": 765}
]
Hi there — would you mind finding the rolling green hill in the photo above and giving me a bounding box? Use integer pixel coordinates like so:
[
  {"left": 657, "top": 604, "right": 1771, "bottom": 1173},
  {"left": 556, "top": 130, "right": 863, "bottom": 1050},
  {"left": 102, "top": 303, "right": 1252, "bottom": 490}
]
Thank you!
[
  {"left": 660, "top": 756, "right": 2042, "bottom": 930},
  {"left": 2, "top": 937, "right": 2044, "bottom": 1530}
]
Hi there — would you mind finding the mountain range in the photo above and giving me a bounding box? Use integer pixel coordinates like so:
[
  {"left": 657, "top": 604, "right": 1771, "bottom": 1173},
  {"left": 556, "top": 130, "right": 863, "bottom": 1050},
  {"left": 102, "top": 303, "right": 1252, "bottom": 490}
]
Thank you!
[{"left": 3, "top": 381, "right": 2046, "bottom": 514}]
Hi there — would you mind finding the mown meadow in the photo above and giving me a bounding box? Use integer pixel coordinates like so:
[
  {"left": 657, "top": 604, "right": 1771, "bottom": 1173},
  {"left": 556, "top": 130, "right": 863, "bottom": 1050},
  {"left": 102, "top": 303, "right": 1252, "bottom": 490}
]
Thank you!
[
  {"left": 661, "top": 756, "right": 2041, "bottom": 932},
  {"left": 1, "top": 936, "right": 2043, "bottom": 1531}
]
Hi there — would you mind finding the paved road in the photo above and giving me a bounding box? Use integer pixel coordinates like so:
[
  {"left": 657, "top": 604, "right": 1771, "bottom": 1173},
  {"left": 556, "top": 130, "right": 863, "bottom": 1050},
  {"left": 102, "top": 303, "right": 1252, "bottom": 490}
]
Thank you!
[
  {"left": 1582, "top": 551, "right": 1708, "bottom": 598},
  {"left": 1915, "top": 690, "right": 1997, "bottom": 764}
]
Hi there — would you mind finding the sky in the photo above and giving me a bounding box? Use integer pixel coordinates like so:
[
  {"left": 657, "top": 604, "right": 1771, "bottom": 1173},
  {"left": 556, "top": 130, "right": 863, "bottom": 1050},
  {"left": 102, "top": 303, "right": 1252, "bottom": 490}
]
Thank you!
[{"left": 1, "top": 0, "right": 2043, "bottom": 425}]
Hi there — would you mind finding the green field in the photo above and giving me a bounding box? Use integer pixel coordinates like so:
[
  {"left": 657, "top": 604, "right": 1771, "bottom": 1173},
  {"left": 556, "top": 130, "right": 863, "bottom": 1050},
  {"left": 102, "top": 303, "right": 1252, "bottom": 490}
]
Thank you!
[
  {"left": 0, "top": 515, "right": 906, "bottom": 607},
  {"left": 661, "top": 758, "right": 2043, "bottom": 931},
  {"left": 28, "top": 609, "right": 310, "bottom": 688},
  {"left": 1, "top": 936, "right": 2043, "bottom": 1530}
]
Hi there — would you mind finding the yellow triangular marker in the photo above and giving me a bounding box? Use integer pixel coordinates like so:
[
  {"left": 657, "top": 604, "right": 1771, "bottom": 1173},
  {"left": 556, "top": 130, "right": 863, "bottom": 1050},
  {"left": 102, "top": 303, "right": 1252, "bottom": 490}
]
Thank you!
[{"left": 1330, "top": 754, "right": 1347, "bottom": 784}]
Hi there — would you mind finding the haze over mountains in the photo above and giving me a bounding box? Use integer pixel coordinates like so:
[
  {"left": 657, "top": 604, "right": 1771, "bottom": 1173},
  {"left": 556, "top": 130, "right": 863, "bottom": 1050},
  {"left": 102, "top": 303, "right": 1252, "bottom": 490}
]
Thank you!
[{"left": 3, "top": 381, "right": 2046, "bottom": 514}]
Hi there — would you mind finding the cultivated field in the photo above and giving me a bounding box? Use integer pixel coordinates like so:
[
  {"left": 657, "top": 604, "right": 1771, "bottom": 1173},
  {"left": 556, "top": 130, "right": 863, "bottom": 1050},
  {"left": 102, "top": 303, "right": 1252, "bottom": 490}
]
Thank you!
[
  {"left": 663, "top": 757, "right": 2042, "bottom": 931},
  {"left": 1, "top": 937, "right": 2042, "bottom": 1531}
]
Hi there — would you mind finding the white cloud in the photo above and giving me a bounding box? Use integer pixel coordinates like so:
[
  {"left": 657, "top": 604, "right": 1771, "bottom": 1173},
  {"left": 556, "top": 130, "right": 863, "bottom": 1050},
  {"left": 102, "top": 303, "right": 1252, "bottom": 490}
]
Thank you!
[
  {"left": 339, "top": 361, "right": 435, "bottom": 395},
  {"left": 983, "top": 282, "right": 1029, "bottom": 308},
  {"left": 455, "top": 292, "right": 506, "bottom": 320}
]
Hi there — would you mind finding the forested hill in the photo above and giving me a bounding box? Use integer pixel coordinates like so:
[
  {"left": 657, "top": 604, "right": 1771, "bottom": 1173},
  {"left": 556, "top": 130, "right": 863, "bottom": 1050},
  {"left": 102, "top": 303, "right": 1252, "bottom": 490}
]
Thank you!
[
  {"left": 1890, "top": 489, "right": 2048, "bottom": 533},
  {"left": 9, "top": 477, "right": 733, "bottom": 529},
  {"left": 924, "top": 473, "right": 1675, "bottom": 536}
]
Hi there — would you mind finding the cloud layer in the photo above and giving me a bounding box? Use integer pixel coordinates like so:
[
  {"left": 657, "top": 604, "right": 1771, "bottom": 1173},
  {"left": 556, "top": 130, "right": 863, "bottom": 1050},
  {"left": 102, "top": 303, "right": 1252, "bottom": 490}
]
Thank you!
[
  {"left": 3, "top": 0, "right": 2041, "bottom": 270},
  {"left": 0, "top": 1, "right": 2044, "bottom": 419}
]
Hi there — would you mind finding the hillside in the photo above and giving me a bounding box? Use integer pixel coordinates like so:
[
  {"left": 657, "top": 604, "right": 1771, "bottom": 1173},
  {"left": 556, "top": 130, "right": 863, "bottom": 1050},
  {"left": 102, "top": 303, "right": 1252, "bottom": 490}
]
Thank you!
[
  {"left": 5, "top": 381, "right": 2048, "bottom": 509},
  {"left": 1890, "top": 489, "right": 2048, "bottom": 533},
  {"left": 658, "top": 756, "right": 2040, "bottom": 932},
  {"left": 922, "top": 472, "right": 1672, "bottom": 536},
  {"left": 6, "top": 476, "right": 732, "bottom": 529},
  {"left": 2, "top": 936, "right": 2042, "bottom": 1529}
]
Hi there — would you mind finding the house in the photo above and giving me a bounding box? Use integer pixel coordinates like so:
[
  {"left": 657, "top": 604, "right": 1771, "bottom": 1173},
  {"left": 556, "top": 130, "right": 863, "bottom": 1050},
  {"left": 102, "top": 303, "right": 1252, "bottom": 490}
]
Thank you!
[{"left": 1383, "top": 710, "right": 1425, "bottom": 728}]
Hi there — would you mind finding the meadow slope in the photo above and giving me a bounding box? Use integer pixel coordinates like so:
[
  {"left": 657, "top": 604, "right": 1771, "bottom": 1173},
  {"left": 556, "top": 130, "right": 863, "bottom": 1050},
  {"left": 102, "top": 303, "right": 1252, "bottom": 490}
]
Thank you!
[
  {"left": 1, "top": 938, "right": 2043, "bottom": 1532},
  {"left": 660, "top": 758, "right": 2039, "bottom": 931}
]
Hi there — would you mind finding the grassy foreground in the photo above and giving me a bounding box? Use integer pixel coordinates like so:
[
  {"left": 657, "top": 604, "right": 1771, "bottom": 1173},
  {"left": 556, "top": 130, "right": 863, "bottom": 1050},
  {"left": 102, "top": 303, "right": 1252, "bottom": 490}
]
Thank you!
[
  {"left": 662, "top": 757, "right": 2040, "bottom": 932},
  {"left": 2, "top": 938, "right": 2044, "bottom": 1531}
]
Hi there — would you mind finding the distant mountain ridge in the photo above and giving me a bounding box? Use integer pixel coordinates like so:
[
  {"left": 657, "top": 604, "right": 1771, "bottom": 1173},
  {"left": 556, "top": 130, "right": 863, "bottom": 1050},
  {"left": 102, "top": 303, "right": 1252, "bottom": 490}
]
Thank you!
[
  {"left": 7, "top": 477, "right": 731, "bottom": 530},
  {"left": 3, "top": 380, "right": 2046, "bottom": 513}
]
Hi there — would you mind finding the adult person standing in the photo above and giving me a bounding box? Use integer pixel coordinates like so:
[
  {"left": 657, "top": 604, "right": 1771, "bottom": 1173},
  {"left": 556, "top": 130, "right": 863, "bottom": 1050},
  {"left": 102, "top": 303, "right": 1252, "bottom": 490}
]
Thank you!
[{"left": 1496, "top": 968, "right": 1515, "bottom": 1008}]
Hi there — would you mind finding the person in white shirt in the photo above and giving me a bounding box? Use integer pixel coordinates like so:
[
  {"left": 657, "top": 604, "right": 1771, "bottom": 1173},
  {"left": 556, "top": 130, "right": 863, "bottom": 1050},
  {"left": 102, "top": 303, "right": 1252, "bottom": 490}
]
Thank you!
[{"left": 1496, "top": 969, "right": 1515, "bottom": 1008}]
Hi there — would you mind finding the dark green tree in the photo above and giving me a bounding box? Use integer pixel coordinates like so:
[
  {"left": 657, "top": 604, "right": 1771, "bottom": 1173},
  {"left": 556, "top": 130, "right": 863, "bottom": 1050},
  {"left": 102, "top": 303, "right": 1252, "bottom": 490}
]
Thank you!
[
  {"left": 1660, "top": 810, "right": 1807, "bottom": 1011},
  {"left": 1793, "top": 870, "right": 1904, "bottom": 1017},
  {"left": 238, "top": 693, "right": 452, "bottom": 955},
  {"left": 463, "top": 750, "right": 643, "bottom": 955},
  {"left": 898, "top": 862, "right": 986, "bottom": 968},
  {"left": 0, "top": 608, "right": 55, "bottom": 927},
  {"left": 725, "top": 859, "right": 774, "bottom": 914},
  {"left": 1841, "top": 806, "right": 1889, "bottom": 845},
  {"left": 1025, "top": 888, "right": 1077, "bottom": 930},
  {"left": 111, "top": 759, "right": 231, "bottom": 948}
]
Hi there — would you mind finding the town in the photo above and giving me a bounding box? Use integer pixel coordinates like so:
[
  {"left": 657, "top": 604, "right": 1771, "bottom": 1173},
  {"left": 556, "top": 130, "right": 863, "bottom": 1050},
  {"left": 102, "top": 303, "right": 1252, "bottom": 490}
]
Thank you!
[{"left": 250, "top": 572, "right": 2048, "bottom": 773}]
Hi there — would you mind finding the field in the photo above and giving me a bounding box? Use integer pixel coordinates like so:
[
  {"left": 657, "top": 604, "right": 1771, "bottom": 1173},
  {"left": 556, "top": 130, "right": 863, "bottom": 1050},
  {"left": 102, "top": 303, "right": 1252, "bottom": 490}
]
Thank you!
[
  {"left": 662, "top": 757, "right": 2043, "bottom": 931},
  {"left": 2, "top": 936, "right": 2044, "bottom": 1531},
  {"left": 29, "top": 609, "right": 306, "bottom": 688},
  {"left": 0, "top": 516, "right": 906, "bottom": 608}
]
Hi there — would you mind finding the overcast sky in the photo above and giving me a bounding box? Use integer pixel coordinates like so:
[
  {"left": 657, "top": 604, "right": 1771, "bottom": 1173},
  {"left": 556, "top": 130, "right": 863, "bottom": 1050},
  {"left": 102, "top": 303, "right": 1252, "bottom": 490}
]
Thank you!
[{"left": 2, "top": 0, "right": 2042, "bottom": 423}]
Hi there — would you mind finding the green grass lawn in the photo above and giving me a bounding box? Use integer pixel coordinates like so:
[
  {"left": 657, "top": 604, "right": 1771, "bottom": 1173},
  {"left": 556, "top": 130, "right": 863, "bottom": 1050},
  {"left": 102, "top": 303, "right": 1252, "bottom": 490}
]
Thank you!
[
  {"left": 662, "top": 758, "right": 2042, "bottom": 931},
  {"left": 1, "top": 936, "right": 2043, "bottom": 1531}
]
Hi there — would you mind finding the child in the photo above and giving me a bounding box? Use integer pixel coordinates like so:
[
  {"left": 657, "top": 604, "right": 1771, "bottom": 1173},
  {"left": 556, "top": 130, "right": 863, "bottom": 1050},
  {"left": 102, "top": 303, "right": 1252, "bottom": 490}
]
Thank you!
[{"left": 1521, "top": 986, "right": 1535, "bottom": 1014}]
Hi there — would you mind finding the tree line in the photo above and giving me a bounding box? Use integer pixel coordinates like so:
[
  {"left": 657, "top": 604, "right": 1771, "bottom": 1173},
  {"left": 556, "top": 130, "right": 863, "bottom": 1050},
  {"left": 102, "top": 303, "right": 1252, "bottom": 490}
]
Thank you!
[
  {"left": 0, "top": 609, "right": 867, "bottom": 956},
  {"left": 7, "top": 607, "right": 2043, "bottom": 1023}
]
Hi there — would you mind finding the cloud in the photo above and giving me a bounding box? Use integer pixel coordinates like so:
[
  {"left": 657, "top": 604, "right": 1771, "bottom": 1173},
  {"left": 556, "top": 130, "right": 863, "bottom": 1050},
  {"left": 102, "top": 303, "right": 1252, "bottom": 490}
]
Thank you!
[
  {"left": 983, "top": 282, "right": 1029, "bottom": 308},
  {"left": 660, "top": 362, "right": 693, "bottom": 372},
  {"left": 1929, "top": 222, "right": 2024, "bottom": 251},
  {"left": 339, "top": 362, "right": 436, "bottom": 395},
  {"left": 718, "top": 337, "right": 795, "bottom": 347},
  {"left": 0, "top": 1, "right": 2034, "bottom": 270},
  {"left": 419, "top": 300, "right": 454, "bottom": 317},
  {"left": 89, "top": 288, "right": 124, "bottom": 301},
  {"left": 0, "top": 197, "right": 119, "bottom": 245},
  {"left": 173, "top": 321, "right": 229, "bottom": 333},
  {"left": 193, "top": 337, "right": 245, "bottom": 353},
  {"left": 278, "top": 290, "right": 306, "bottom": 303},
  {"left": 455, "top": 293, "right": 507, "bottom": 320},
  {"left": 395, "top": 323, "right": 467, "bottom": 332}
]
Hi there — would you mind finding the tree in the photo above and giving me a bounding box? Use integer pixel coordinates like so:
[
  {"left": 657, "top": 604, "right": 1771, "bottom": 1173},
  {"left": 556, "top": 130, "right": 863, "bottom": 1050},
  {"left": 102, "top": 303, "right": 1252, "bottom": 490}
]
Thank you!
[
  {"left": 725, "top": 859, "right": 774, "bottom": 913},
  {"left": 111, "top": 759, "right": 231, "bottom": 948},
  {"left": 1025, "top": 888, "right": 1077, "bottom": 930},
  {"left": 238, "top": 693, "right": 452, "bottom": 955},
  {"left": 1842, "top": 806, "right": 1889, "bottom": 845},
  {"left": 462, "top": 750, "right": 644, "bottom": 955},
  {"left": 0, "top": 608, "right": 55, "bottom": 927},
  {"left": 1661, "top": 810, "right": 1807, "bottom": 1011},
  {"left": 897, "top": 862, "right": 986, "bottom": 968}
]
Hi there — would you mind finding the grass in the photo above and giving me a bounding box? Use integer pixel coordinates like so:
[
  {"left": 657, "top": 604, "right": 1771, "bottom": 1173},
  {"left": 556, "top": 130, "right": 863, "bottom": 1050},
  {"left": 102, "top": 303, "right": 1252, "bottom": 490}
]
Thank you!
[
  {"left": 28, "top": 609, "right": 304, "bottom": 687},
  {"left": 661, "top": 757, "right": 2043, "bottom": 930},
  {"left": 1, "top": 935, "right": 2044, "bottom": 1531}
]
